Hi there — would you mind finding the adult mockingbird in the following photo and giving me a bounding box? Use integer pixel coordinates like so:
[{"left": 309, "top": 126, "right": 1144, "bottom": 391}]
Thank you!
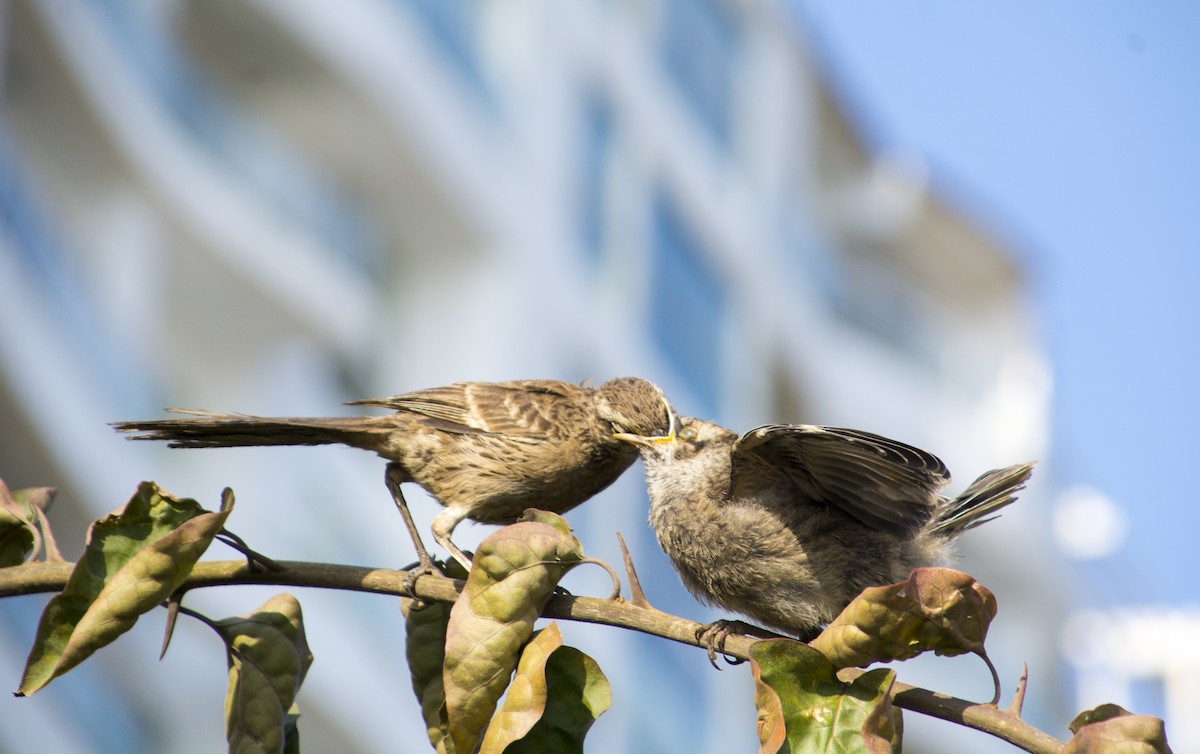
[{"left": 116, "top": 377, "right": 671, "bottom": 571}]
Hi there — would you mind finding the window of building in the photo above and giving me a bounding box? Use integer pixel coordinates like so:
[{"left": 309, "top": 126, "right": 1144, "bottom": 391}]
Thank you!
[
  {"left": 649, "top": 193, "right": 725, "bottom": 412},
  {"left": 659, "top": 0, "right": 739, "bottom": 149},
  {"left": 396, "top": 0, "right": 488, "bottom": 99},
  {"left": 92, "top": 0, "right": 376, "bottom": 274},
  {"left": 579, "top": 96, "right": 615, "bottom": 265},
  {"left": 829, "top": 245, "right": 940, "bottom": 366}
]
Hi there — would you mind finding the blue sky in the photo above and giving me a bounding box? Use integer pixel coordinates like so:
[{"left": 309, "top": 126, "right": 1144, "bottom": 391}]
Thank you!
[{"left": 795, "top": 3, "right": 1200, "bottom": 604}]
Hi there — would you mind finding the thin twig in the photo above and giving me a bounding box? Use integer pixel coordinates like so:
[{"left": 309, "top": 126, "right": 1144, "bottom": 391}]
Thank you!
[
  {"left": 175, "top": 603, "right": 224, "bottom": 634},
  {"left": 216, "top": 529, "right": 283, "bottom": 572}
]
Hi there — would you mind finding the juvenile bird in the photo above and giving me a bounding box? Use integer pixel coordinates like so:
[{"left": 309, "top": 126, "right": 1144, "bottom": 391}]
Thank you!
[
  {"left": 115, "top": 378, "right": 671, "bottom": 570},
  {"left": 615, "top": 408, "right": 1034, "bottom": 650}
]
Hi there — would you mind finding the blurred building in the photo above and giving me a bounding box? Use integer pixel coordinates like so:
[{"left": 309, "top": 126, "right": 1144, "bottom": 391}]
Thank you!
[
  {"left": 1062, "top": 607, "right": 1200, "bottom": 752},
  {"left": 0, "top": 1, "right": 1054, "bottom": 752}
]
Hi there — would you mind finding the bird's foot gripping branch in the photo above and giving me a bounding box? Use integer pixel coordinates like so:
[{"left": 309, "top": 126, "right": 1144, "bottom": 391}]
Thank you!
[{"left": 0, "top": 478, "right": 1175, "bottom": 754}]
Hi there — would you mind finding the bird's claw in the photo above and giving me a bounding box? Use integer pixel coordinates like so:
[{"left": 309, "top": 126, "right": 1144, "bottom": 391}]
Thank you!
[
  {"left": 400, "top": 555, "right": 440, "bottom": 604},
  {"left": 697, "top": 620, "right": 751, "bottom": 669}
]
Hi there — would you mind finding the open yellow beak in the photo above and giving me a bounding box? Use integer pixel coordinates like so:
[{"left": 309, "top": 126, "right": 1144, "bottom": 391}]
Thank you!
[
  {"left": 613, "top": 430, "right": 675, "bottom": 448},
  {"left": 613, "top": 394, "right": 679, "bottom": 447}
]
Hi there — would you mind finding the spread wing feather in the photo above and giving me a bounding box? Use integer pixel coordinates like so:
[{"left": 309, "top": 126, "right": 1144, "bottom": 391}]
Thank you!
[{"left": 732, "top": 424, "right": 950, "bottom": 535}]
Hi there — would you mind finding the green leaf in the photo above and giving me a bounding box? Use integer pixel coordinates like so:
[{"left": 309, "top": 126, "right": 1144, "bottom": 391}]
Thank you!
[
  {"left": 10, "top": 484, "right": 57, "bottom": 516},
  {"left": 501, "top": 643, "right": 611, "bottom": 754},
  {"left": 0, "top": 480, "right": 56, "bottom": 566},
  {"left": 750, "top": 639, "right": 899, "bottom": 754},
  {"left": 0, "top": 505, "right": 36, "bottom": 566},
  {"left": 0, "top": 492, "right": 36, "bottom": 567},
  {"left": 16, "top": 482, "right": 231, "bottom": 695},
  {"left": 809, "top": 567, "right": 997, "bottom": 669},
  {"left": 443, "top": 511, "right": 586, "bottom": 754},
  {"left": 1064, "top": 703, "right": 1173, "bottom": 754},
  {"left": 480, "top": 622, "right": 612, "bottom": 754},
  {"left": 402, "top": 559, "right": 468, "bottom": 754},
  {"left": 518, "top": 508, "right": 575, "bottom": 538},
  {"left": 216, "top": 594, "right": 312, "bottom": 754}
]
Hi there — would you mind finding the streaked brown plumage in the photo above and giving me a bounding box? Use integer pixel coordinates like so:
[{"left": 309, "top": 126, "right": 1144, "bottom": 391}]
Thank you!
[
  {"left": 616, "top": 408, "right": 1034, "bottom": 644},
  {"left": 114, "top": 378, "right": 671, "bottom": 569}
]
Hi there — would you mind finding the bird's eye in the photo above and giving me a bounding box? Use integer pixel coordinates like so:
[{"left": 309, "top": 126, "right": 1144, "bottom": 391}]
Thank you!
[{"left": 679, "top": 427, "right": 698, "bottom": 440}]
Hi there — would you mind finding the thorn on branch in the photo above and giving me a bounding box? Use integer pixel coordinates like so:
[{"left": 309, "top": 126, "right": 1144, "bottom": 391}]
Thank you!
[
  {"left": 160, "top": 593, "right": 183, "bottom": 660},
  {"left": 1009, "top": 662, "right": 1029, "bottom": 718},
  {"left": 616, "top": 532, "right": 650, "bottom": 608}
]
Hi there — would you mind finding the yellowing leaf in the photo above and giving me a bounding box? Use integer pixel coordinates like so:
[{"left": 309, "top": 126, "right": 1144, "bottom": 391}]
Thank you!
[
  {"left": 1064, "top": 704, "right": 1173, "bottom": 754},
  {"left": 17, "top": 482, "right": 231, "bottom": 695},
  {"left": 217, "top": 594, "right": 312, "bottom": 754},
  {"left": 480, "top": 623, "right": 565, "bottom": 752},
  {"left": 809, "top": 567, "right": 997, "bottom": 669},
  {"left": 443, "top": 512, "right": 585, "bottom": 754},
  {"left": 482, "top": 622, "right": 611, "bottom": 754}
]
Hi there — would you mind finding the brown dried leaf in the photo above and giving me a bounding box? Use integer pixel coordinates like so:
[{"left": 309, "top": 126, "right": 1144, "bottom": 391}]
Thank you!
[
  {"left": 751, "top": 649, "right": 787, "bottom": 754},
  {"left": 810, "top": 567, "right": 997, "bottom": 669}
]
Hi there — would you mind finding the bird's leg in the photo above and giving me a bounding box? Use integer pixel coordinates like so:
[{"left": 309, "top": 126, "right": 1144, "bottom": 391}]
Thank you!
[
  {"left": 385, "top": 463, "right": 437, "bottom": 595},
  {"left": 431, "top": 507, "right": 473, "bottom": 573}
]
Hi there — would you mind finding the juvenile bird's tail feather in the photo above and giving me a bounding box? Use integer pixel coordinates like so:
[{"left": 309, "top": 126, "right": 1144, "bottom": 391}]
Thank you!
[
  {"left": 930, "top": 461, "right": 1035, "bottom": 537},
  {"left": 112, "top": 410, "right": 392, "bottom": 452}
]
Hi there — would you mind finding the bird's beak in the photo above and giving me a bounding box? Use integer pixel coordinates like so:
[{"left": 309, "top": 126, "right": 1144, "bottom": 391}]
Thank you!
[
  {"left": 613, "top": 430, "right": 674, "bottom": 448},
  {"left": 614, "top": 396, "right": 679, "bottom": 447}
]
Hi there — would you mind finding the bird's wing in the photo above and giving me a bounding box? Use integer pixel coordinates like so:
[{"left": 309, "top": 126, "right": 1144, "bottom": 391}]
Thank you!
[
  {"left": 347, "top": 380, "right": 580, "bottom": 439},
  {"left": 731, "top": 424, "right": 950, "bottom": 535}
]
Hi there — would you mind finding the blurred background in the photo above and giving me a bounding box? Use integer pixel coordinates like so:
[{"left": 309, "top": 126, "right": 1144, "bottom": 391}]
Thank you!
[{"left": 0, "top": 1, "right": 1195, "bottom": 752}]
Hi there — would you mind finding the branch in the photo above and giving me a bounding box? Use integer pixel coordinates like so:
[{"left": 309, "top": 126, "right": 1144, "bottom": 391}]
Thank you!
[{"left": 0, "top": 559, "right": 1063, "bottom": 753}]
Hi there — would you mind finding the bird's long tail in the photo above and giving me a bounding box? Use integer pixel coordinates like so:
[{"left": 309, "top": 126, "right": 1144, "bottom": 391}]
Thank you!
[
  {"left": 930, "top": 461, "right": 1035, "bottom": 537},
  {"left": 112, "top": 410, "right": 392, "bottom": 452}
]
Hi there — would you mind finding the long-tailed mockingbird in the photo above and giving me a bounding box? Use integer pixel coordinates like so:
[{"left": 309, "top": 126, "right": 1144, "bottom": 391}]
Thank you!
[{"left": 115, "top": 378, "right": 671, "bottom": 571}]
